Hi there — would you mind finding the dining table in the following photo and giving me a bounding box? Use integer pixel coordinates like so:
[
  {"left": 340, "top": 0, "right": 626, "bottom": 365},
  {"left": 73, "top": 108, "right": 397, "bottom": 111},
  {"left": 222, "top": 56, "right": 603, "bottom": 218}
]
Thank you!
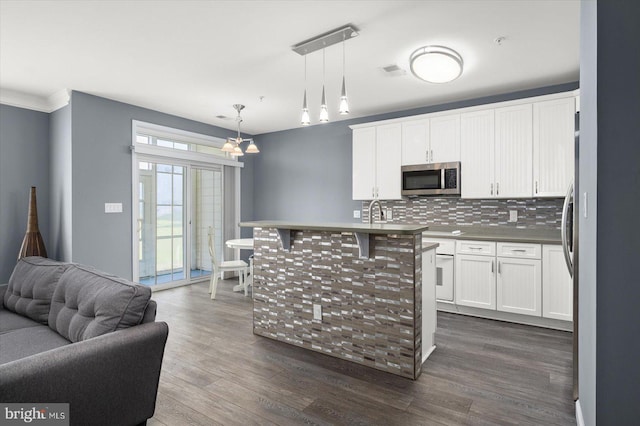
[{"left": 225, "top": 238, "right": 254, "bottom": 293}]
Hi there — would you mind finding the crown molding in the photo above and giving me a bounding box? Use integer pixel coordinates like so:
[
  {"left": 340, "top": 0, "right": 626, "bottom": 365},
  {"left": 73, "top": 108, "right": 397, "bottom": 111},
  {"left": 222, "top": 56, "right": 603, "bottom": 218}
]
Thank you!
[{"left": 0, "top": 88, "right": 70, "bottom": 113}]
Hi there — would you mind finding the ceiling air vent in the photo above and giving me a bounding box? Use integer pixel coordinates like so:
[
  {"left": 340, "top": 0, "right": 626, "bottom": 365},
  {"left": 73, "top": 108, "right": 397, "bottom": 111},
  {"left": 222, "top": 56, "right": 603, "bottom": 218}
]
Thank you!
[{"left": 382, "top": 64, "right": 407, "bottom": 76}]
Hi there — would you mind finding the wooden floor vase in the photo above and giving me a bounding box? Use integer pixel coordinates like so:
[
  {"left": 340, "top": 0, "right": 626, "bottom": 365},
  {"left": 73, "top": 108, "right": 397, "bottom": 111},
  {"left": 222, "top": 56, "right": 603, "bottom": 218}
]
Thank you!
[{"left": 18, "top": 186, "right": 48, "bottom": 259}]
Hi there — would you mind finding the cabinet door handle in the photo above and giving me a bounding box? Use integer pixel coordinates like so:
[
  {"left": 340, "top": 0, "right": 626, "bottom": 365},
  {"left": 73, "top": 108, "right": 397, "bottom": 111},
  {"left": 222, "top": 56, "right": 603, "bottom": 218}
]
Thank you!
[
  {"left": 426, "top": 151, "right": 429, "bottom": 162},
  {"left": 372, "top": 187, "right": 375, "bottom": 198},
  {"left": 496, "top": 182, "right": 500, "bottom": 195},
  {"left": 535, "top": 181, "right": 539, "bottom": 194},
  {"left": 491, "top": 183, "right": 494, "bottom": 195},
  {"left": 491, "top": 260, "right": 494, "bottom": 273},
  {"left": 498, "top": 261, "right": 501, "bottom": 274},
  {"left": 430, "top": 150, "right": 433, "bottom": 162}
]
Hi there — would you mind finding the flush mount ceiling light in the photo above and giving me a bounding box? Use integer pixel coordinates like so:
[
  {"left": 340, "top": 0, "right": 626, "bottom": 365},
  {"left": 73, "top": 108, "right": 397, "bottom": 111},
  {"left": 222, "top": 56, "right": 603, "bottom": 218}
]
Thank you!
[
  {"left": 221, "top": 104, "right": 259, "bottom": 156},
  {"left": 409, "top": 45, "right": 463, "bottom": 84}
]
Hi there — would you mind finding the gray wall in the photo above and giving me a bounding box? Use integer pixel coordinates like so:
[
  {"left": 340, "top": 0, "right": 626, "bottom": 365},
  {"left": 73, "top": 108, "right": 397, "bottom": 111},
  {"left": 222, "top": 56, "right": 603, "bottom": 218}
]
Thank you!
[
  {"left": 0, "top": 105, "right": 50, "bottom": 282},
  {"left": 578, "top": 1, "right": 597, "bottom": 424},
  {"left": 49, "top": 104, "right": 72, "bottom": 262},
  {"left": 594, "top": 1, "right": 640, "bottom": 423},
  {"left": 251, "top": 82, "right": 578, "bottom": 223},
  {"left": 69, "top": 91, "right": 244, "bottom": 279}
]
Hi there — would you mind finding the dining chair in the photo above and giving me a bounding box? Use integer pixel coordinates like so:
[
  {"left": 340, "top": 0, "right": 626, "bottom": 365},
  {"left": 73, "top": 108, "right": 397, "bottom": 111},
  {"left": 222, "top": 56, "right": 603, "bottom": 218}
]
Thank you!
[{"left": 208, "top": 227, "right": 249, "bottom": 299}]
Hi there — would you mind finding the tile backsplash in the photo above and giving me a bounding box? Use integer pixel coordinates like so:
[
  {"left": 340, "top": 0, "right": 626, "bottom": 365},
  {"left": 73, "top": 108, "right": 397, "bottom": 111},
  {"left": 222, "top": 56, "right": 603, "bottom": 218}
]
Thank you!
[{"left": 362, "top": 197, "right": 564, "bottom": 230}]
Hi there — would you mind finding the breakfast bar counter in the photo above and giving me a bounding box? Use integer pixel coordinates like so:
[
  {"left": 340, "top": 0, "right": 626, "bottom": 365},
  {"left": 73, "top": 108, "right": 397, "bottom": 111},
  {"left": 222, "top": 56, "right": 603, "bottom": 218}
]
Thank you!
[{"left": 240, "top": 221, "right": 435, "bottom": 379}]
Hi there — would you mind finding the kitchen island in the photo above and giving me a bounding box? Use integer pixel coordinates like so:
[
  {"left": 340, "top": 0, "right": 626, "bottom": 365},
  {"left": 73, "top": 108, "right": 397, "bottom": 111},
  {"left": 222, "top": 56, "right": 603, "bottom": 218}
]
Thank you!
[{"left": 240, "top": 220, "right": 436, "bottom": 379}]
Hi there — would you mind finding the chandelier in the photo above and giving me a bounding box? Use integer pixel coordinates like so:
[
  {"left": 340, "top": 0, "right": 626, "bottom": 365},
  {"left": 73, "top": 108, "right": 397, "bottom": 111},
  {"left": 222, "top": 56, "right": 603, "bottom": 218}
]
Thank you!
[{"left": 221, "top": 104, "right": 259, "bottom": 156}]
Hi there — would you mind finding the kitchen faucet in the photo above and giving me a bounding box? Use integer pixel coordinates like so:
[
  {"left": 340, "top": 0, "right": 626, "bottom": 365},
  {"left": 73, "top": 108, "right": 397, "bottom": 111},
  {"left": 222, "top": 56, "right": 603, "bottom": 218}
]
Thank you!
[{"left": 367, "top": 199, "right": 384, "bottom": 224}]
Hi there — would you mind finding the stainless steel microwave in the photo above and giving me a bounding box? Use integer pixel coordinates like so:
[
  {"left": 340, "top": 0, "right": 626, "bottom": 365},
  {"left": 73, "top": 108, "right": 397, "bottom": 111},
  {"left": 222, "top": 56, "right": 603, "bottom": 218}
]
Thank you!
[{"left": 401, "top": 162, "right": 461, "bottom": 196}]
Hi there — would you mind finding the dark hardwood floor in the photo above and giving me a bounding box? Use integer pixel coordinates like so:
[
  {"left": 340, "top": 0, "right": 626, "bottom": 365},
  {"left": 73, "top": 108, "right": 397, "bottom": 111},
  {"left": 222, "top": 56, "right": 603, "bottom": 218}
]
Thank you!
[{"left": 148, "top": 279, "right": 574, "bottom": 426}]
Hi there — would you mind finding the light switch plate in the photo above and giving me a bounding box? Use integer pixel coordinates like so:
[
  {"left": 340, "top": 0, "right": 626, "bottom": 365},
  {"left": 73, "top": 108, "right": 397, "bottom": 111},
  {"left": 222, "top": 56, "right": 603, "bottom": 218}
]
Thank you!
[
  {"left": 509, "top": 210, "right": 517, "bottom": 222},
  {"left": 353, "top": 210, "right": 361, "bottom": 219},
  {"left": 105, "top": 203, "right": 123, "bottom": 213}
]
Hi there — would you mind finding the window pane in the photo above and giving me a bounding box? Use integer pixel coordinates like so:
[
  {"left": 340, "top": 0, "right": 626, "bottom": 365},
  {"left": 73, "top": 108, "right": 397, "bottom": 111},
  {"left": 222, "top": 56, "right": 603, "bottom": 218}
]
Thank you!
[
  {"left": 173, "top": 237, "right": 184, "bottom": 271},
  {"left": 173, "top": 174, "right": 183, "bottom": 205},
  {"left": 157, "top": 164, "right": 172, "bottom": 173},
  {"left": 137, "top": 135, "right": 149, "bottom": 144},
  {"left": 172, "top": 206, "right": 183, "bottom": 237},
  {"left": 174, "top": 142, "right": 189, "bottom": 151},
  {"left": 157, "top": 139, "right": 173, "bottom": 148},
  {"left": 156, "top": 206, "right": 172, "bottom": 237},
  {"left": 157, "top": 173, "right": 172, "bottom": 205},
  {"left": 156, "top": 238, "right": 172, "bottom": 274}
]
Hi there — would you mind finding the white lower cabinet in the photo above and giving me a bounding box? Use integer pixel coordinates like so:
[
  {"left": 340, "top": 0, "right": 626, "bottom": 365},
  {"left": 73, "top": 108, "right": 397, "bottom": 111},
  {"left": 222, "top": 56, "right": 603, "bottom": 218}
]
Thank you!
[
  {"left": 455, "top": 251, "right": 496, "bottom": 310},
  {"left": 542, "top": 245, "right": 573, "bottom": 321},
  {"left": 496, "top": 257, "right": 542, "bottom": 316},
  {"left": 446, "top": 239, "right": 572, "bottom": 326}
]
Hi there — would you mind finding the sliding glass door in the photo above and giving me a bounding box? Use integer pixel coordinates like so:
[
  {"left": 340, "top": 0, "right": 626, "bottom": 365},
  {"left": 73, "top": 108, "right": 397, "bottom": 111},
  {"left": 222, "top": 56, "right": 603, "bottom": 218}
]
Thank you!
[
  {"left": 136, "top": 159, "right": 223, "bottom": 288},
  {"left": 190, "top": 167, "right": 223, "bottom": 280}
]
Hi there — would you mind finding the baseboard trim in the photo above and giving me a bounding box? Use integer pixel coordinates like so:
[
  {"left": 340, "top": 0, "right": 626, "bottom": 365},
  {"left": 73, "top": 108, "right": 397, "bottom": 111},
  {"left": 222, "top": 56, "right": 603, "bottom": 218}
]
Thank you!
[
  {"left": 422, "top": 344, "right": 436, "bottom": 364},
  {"left": 576, "top": 399, "right": 585, "bottom": 426},
  {"left": 437, "top": 302, "right": 573, "bottom": 331}
]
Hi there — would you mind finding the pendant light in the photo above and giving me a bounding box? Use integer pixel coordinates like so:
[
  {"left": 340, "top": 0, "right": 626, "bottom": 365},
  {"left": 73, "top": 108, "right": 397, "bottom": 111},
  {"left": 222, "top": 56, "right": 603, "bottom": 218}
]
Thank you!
[
  {"left": 224, "top": 104, "right": 259, "bottom": 156},
  {"left": 319, "top": 48, "right": 329, "bottom": 123},
  {"left": 301, "top": 54, "right": 310, "bottom": 126},
  {"left": 339, "top": 34, "right": 350, "bottom": 115},
  {"left": 291, "top": 24, "right": 359, "bottom": 126}
]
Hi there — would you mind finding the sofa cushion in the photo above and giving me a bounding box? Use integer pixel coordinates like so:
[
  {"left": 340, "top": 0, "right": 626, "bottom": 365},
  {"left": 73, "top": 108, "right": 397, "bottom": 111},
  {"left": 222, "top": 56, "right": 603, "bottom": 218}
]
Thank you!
[
  {"left": 48, "top": 264, "right": 151, "bottom": 342},
  {"left": 0, "top": 325, "right": 70, "bottom": 365},
  {"left": 0, "top": 309, "right": 43, "bottom": 334},
  {"left": 4, "top": 257, "right": 70, "bottom": 324}
]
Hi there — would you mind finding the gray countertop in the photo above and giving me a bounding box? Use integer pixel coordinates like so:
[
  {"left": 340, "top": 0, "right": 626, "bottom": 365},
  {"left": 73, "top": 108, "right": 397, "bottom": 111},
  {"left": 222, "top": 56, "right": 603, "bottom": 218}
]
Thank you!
[
  {"left": 422, "top": 242, "right": 440, "bottom": 252},
  {"left": 421, "top": 224, "right": 561, "bottom": 244},
  {"left": 240, "top": 221, "right": 429, "bottom": 235}
]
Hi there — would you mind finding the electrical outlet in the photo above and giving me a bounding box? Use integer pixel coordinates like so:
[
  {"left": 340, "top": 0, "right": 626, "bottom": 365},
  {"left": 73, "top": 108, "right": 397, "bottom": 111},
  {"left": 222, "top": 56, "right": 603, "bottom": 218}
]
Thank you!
[
  {"left": 386, "top": 209, "right": 393, "bottom": 220},
  {"left": 313, "top": 304, "right": 322, "bottom": 321},
  {"left": 509, "top": 210, "right": 518, "bottom": 222},
  {"left": 353, "top": 210, "right": 361, "bottom": 219}
]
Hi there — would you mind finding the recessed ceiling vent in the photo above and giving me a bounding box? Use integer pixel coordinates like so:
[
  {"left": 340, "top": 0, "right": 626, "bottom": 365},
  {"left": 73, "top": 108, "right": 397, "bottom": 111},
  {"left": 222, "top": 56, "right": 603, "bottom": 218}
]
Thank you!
[
  {"left": 215, "top": 115, "right": 229, "bottom": 120},
  {"left": 382, "top": 64, "right": 406, "bottom": 76}
]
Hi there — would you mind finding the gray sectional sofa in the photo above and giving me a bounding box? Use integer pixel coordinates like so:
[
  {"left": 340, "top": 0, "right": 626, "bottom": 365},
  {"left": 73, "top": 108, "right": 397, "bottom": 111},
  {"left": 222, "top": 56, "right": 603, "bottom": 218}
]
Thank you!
[{"left": 0, "top": 257, "right": 169, "bottom": 426}]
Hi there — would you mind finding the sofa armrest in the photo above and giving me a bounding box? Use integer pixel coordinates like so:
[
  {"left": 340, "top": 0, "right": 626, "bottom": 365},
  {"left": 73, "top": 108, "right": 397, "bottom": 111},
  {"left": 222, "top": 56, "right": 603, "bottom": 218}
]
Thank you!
[
  {"left": 0, "top": 283, "right": 7, "bottom": 309},
  {"left": 0, "top": 321, "right": 169, "bottom": 426}
]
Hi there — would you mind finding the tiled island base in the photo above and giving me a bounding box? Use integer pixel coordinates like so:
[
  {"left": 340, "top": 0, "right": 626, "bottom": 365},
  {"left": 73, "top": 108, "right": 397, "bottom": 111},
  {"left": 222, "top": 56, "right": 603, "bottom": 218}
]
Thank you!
[{"left": 251, "top": 227, "right": 423, "bottom": 379}]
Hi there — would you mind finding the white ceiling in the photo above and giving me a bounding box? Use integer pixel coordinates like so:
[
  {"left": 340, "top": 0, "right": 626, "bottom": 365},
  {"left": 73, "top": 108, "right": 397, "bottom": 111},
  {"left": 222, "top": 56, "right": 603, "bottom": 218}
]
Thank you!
[{"left": 0, "top": 0, "right": 579, "bottom": 135}]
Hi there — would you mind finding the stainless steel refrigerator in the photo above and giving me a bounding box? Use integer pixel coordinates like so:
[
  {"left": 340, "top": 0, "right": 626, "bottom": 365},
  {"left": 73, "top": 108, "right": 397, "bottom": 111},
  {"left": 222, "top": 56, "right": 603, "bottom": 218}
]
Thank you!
[{"left": 561, "top": 111, "right": 579, "bottom": 401}]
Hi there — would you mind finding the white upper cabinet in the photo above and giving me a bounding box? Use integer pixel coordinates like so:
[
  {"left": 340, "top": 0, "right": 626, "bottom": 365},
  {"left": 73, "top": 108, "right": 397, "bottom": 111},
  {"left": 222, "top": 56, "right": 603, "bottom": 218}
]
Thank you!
[
  {"left": 401, "top": 115, "right": 460, "bottom": 166},
  {"left": 460, "top": 110, "right": 495, "bottom": 198},
  {"left": 354, "top": 91, "right": 577, "bottom": 201},
  {"left": 533, "top": 98, "right": 575, "bottom": 197},
  {"left": 352, "top": 124, "right": 401, "bottom": 200},
  {"left": 401, "top": 119, "right": 430, "bottom": 165},
  {"left": 494, "top": 104, "right": 533, "bottom": 198},
  {"left": 429, "top": 114, "right": 460, "bottom": 163},
  {"left": 376, "top": 124, "right": 402, "bottom": 200},
  {"left": 352, "top": 127, "right": 377, "bottom": 200}
]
